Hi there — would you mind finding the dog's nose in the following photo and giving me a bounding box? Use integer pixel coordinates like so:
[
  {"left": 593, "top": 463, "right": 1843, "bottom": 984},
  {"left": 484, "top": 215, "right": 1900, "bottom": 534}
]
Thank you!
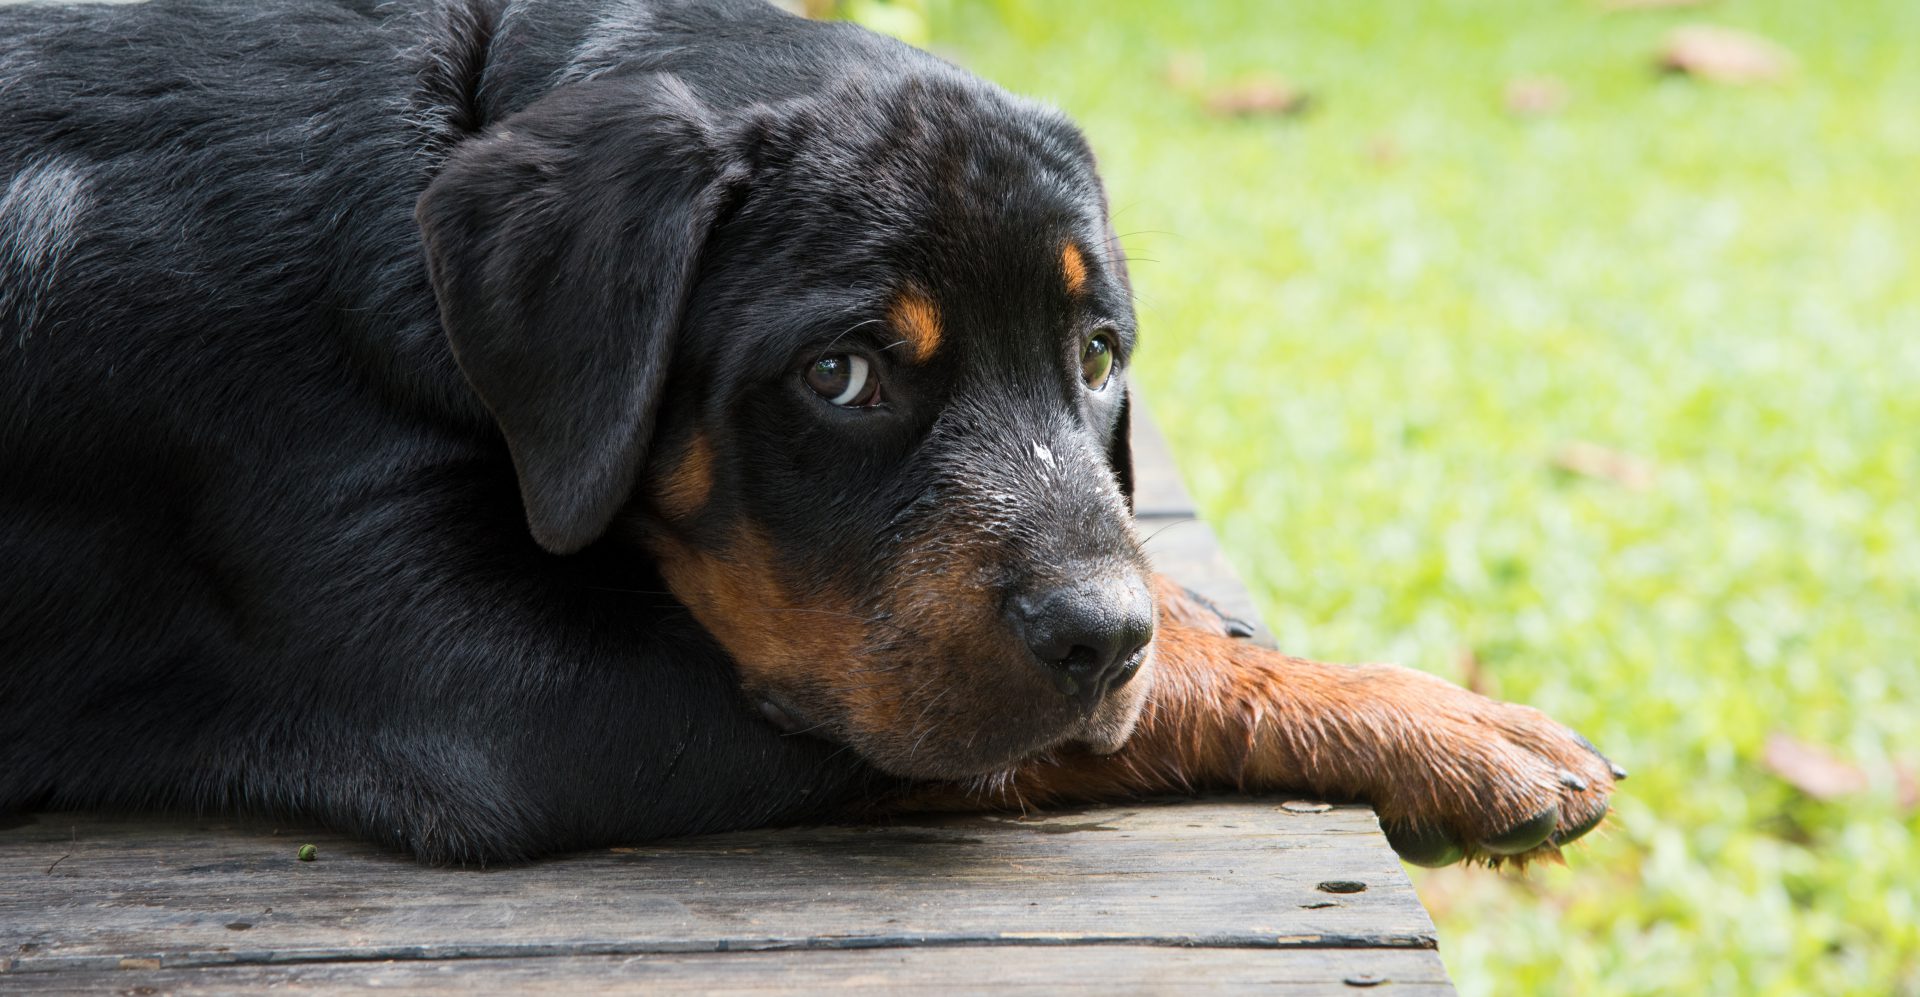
[{"left": 1010, "top": 577, "right": 1155, "bottom": 708}]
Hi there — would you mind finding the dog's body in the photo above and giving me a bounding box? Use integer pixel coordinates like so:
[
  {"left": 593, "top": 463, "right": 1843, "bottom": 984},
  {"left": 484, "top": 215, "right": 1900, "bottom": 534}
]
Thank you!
[{"left": 1, "top": 0, "right": 1619, "bottom": 866}]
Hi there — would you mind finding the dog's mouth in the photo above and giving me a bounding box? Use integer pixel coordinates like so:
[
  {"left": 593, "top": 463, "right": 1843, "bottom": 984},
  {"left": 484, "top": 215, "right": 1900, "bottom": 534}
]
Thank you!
[{"left": 743, "top": 638, "right": 1156, "bottom": 781}]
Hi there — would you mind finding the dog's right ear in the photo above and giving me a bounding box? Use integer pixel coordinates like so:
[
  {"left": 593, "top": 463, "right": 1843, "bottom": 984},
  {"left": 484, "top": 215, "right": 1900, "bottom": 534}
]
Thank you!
[{"left": 417, "top": 77, "right": 742, "bottom": 555}]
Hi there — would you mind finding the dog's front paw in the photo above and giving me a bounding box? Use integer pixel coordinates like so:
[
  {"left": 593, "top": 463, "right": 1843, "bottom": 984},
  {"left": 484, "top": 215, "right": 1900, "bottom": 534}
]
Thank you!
[{"left": 1349, "top": 666, "right": 1623, "bottom": 867}]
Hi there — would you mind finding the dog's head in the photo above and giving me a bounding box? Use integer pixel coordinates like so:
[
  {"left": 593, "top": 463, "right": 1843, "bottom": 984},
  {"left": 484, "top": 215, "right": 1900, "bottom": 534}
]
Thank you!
[{"left": 417, "top": 66, "right": 1152, "bottom": 780}]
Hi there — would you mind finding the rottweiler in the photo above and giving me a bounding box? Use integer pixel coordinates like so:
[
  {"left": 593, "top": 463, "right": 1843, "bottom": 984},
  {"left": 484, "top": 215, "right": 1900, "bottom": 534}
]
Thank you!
[{"left": 0, "top": 0, "right": 1620, "bottom": 866}]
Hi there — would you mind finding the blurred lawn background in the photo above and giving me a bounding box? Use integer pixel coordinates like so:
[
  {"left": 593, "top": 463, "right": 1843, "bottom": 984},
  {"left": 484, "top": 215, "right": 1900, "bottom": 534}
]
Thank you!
[{"left": 818, "top": 0, "right": 1920, "bottom": 993}]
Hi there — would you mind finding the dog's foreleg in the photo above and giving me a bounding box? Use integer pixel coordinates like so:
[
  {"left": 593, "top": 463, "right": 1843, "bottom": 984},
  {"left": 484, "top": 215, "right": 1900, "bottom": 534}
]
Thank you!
[{"left": 907, "top": 575, "right": 1621, "bottom": 866}]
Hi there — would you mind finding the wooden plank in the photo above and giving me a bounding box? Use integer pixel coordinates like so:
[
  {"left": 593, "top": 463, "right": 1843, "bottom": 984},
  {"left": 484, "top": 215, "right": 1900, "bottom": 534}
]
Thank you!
[
  {"left": 1129, "top": 395, "right": 1274, "bottom": 646},
  {"left": 1137, "top": 513, "right": 1275, "bottom": 648},
  {"left": 1127, "top": 396, "right": 1198, "bottom": 520},
  {"left": 0, "top": 947, "right": 1453, "bottom": 994},
  {"left": 0, "top": 801, "right": 1432, "bottom": 975}
]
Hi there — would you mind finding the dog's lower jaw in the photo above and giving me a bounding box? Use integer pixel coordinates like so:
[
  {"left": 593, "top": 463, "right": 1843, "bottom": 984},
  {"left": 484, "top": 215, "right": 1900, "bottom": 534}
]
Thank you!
[{"left": 795, "top": 669, "right": 1152, "bottom": 782}]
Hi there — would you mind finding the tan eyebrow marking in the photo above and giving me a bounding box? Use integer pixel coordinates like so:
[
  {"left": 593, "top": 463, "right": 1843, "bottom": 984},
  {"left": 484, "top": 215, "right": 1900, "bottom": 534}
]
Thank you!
[
  {"left": 889, "top": 288, "right": 943, "bottom": 362},
  {"left": 1061, "top": 241, "right": 1089, "bottom": 296}
]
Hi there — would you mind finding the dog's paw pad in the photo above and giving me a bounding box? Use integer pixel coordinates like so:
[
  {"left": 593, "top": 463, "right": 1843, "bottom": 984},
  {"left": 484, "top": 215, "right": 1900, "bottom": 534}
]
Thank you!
[
  {"left": 1385, "top": 822, "right": 1465, "bottom": 868},
  {"left": 1481, "top": 805, "right": 1560, "bottom": 856},
  {"left": 1551, "top": 803, "right": 1608, "bottom": 846}
]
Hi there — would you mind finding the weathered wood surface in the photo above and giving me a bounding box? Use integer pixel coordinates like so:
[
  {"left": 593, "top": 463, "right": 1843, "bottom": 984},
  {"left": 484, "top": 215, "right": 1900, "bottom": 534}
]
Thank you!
[
  {"left": 0, "top": 948, "right": 1454, "bottom": 994},
  {"left": 0, "top": 803, "right": 1428, "bottom": 968},
  {"left": 0, "top": 402, "right": 1452, "bottom": 992},
  {"left": 1130, "top": 406, "right": 1274, "bottom": 648}
]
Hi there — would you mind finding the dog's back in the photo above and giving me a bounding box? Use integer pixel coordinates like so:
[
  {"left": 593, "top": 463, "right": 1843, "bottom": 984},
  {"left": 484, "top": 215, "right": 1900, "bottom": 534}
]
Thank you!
[{"left": 2, "top": 0, "right": 461, "bottom": 826}]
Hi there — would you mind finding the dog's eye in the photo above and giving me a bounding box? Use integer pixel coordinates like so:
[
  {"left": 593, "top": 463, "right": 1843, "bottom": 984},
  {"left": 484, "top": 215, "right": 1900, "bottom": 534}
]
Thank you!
[
  {"left": 806, "top": 354, "right": 882, "bottom": 407},
  {"left": 1081, "top": 333, "right": 1116, "bottom": 391}
]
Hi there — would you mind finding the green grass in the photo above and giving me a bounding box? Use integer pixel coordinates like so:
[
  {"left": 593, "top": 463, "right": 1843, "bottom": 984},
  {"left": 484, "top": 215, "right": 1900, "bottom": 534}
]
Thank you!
[{"left": 880, "top": 1, "right": 1920, "bottom": 992}]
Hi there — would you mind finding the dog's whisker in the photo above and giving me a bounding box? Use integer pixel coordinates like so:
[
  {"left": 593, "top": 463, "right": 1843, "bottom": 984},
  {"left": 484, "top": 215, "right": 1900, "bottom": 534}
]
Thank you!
[
  {"left": 907, "top": 683, "right": 955, "bottom": 730},
  {"left": 818, "top": 317, "right": 885, "bottom": 357},
  {"left": 778, "top": 716, "right": 840, "bottom": 738},
  {"left": 1138, "top": 516, "right": 1199, "bottom": 546},
  {"left": 901, "top": 685, "right": 959, "bottom": 764}
]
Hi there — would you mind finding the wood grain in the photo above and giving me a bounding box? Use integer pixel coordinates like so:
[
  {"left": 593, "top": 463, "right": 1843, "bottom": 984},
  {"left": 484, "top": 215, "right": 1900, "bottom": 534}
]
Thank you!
[
  {"left": 1127, "top": 399, "right": 1199, "bottom": 520},
  {"left": 0, "top": 948, "right": 1453, "bottom": 994},
  {"left": 1129, "top": 397, "right": 1274, "bottom": 648}
]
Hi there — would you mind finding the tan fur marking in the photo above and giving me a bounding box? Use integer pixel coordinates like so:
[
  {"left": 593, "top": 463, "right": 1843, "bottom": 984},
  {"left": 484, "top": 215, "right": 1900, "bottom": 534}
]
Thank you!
[
  {"left": 649, "top": 526, "right": 862, "bottom": 705},
  {"left": 890, "top": 289, "right": 943, "bottom": 361},
  {"left": 653, "top": 433, "right": 714, "bottom": 520},
  {"left": 1061, "top": 242, "right": 1089, "bottom": 296},
  {"left": 845, "top": 521, "right": 1014, "bottom": 752}
]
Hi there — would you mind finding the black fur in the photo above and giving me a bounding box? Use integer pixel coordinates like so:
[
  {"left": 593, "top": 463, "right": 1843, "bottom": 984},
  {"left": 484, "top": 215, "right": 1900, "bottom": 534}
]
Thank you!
[{"left": 0, "top": 0, "right": 1138, "bottom": 862}]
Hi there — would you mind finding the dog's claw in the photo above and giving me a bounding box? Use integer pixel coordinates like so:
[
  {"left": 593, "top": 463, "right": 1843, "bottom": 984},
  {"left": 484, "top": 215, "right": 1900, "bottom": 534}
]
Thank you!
[
  {"left": 1574, "top": 730, "right": 1627, "bottom": 781},
  {"left": 1174, "top": 583, "right": 1256, "bottom": 639},
  {"left": 1482, "top": 805, "right": 1559, "bottom": 856},
  {"left": 1558, "top": 770, "right": 1588, "bottom": 792}
]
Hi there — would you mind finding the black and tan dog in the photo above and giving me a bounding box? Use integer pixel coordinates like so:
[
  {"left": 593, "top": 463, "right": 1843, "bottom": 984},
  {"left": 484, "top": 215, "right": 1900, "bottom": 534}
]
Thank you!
[{"left": 0, "top": 0, "right": 1620, "bottom": 865}]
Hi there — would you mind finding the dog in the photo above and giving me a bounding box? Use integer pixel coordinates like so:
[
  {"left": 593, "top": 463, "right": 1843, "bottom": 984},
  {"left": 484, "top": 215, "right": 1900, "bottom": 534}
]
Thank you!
[{"left": 0, "top": 0, "right": 1620, "bottom": 866}]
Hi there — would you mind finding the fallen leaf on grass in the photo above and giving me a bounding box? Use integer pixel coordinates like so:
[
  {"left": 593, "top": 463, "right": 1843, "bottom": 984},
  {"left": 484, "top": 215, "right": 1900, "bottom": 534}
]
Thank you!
[
  {"left": 1601, "top": 0, "right": 1713, "bottom": 11},
  {"left": 1364, "top": 135, "right": 1402, "bottom": 167},
  {"left": 1505, "top": 77, "right": 1569, "bottom": 117},
  {"left": 1204, "top": 76, "right": 1313, "bottom": 118},
  {"left": 1551, "top": 442, "right": 1658, "bottom": 490},
  {"left": 1659, "top": 25, "right": 1794, "bottom": 85},
  {"left": 1165, "top": 51, "right": 1207, "bottom": 91},
  {"left": 1763, "top": 733, "right": 1868, "bottom": 801}
]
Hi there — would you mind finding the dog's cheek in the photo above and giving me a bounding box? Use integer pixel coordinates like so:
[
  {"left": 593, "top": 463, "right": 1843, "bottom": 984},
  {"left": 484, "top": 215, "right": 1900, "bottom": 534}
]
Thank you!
[
  {"left": 644, "top": 527, "right": 864, "bottom": 705},
  {"left": 640, "top": 518, "right": 990, "bottom": 759}
]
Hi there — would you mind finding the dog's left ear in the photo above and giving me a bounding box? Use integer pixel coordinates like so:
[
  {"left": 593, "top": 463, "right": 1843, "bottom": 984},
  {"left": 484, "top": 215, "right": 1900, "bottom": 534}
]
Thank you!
[
  {"left": 417, "top": 77, "right": 743, "bottom": 554},
  {"left": 1108, "top": 384, "right": 1135, "bottom": 513}
]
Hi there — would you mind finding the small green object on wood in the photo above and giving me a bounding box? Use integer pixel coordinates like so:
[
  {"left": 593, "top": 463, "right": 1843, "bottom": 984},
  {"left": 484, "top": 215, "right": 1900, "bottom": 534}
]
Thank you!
[{"left": 297, "top": 844, "right": 317, "bottom": 862}]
